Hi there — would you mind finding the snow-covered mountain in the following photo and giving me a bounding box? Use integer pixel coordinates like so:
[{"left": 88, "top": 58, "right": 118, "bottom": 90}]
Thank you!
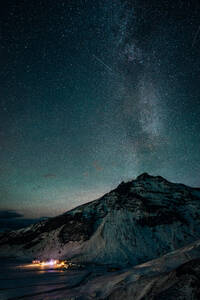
[
  {"left": 63, "top": 239, "right": 200, "bottom": 300},
  {"left": 1, "top": 173, "right": 200, "bottom": 266}
]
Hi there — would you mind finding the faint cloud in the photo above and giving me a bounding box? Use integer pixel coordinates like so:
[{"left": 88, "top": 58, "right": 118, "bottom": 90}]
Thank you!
[
  {"left": 32, "top": 185, "right": 42, "bottom": 191},
  {"left": 83, "top": 172, "right": 89, "bottom": 177},
  {"left": 0, "top": 209, "right": 48, "bottom": 232},
  {"left": 0, "top": 210, "right": 23, "bottom": 219},
  {"left": 93, "top": 161, "right": 103, "bottom": 172},
  {"left": 43, "top": 174, "right": 57, "bottom": 179}
]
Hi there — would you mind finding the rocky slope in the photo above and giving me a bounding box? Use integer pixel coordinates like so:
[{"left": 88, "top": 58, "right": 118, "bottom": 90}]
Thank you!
[
  {"left": 1, "top": 173, "right": 200, "bottom": 266},
  {"left": 6, "top": 238, "right": 200, "bottom": 300},
  {"left": 104, "top": 240, "right": 200, "bottom": 300},
  {"left": 66, "top": 239, "right": 200, "bottom": 300}
]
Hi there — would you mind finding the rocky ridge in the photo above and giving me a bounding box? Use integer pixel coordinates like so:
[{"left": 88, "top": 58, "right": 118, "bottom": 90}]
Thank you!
[{"left": 1, "top": 173, "right": 200, "bottom": 267}]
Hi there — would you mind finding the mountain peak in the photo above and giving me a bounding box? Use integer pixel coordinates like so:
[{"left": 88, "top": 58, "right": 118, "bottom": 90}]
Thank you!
[
  {"left": 114, "top": 173, "right": 169, "bottom": 196},
  {"left": 1, "top": 174, "right": 200, "bottom": 267},
  {"left": 136, "top": 173, "right": 167, "bottom": 183},
  {"left": 136, "top": 172, "right": 152, "bottom": 180}
]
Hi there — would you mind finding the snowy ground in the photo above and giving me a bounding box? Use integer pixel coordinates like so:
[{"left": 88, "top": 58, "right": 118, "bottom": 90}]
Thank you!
[
  {"left": 0, "top": 259, "right": 92, "bottom": 299},
  {"left": 1, "top": 239, "right": 200, "bottom": 300}
]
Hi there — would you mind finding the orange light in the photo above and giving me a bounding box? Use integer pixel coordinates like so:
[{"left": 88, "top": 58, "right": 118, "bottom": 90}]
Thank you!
[{"left": 31, "top": 259, "right": 68, "bottom": 268}]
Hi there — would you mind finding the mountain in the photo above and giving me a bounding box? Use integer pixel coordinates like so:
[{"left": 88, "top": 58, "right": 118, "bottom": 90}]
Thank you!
[
  {"left": 59, "top": 239, "right": 200, "bottom": 300},
  {"left": 1, "top": 173, "right": 200, "bottom": 266}
]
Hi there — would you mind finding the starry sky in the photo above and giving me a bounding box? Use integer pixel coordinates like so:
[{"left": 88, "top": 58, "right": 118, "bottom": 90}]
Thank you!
[{"left": 0, "top": 0, "right": 200, "bottom": 218}]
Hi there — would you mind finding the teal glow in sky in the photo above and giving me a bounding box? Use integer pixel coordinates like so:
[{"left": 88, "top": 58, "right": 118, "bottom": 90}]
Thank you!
[{"left": 0, "top": 0, "right": 200, "bottom": 218}]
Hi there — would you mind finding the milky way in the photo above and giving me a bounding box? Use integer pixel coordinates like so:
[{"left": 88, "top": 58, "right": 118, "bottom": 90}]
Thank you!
[{"left": 0, "top": 0, "right": 200, "bottom": 218}]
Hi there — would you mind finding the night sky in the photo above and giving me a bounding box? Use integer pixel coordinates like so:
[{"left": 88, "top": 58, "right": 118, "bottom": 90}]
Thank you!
[{"left": 1, "top": 0, "right": 200, "bottom": 219}]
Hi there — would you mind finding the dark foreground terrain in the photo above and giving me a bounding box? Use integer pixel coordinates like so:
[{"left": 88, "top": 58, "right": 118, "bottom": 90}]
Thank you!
[
  {"left": 0, "top": 258, "right": 95, "bottom": 300},
  {"left": 1, "top": 239, "right": 200, "bottom": 300}
]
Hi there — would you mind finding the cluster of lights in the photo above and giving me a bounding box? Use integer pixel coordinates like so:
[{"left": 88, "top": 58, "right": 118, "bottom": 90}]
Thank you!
[{"left": 32, "top": 259, "right": 67, "bottom": 268}]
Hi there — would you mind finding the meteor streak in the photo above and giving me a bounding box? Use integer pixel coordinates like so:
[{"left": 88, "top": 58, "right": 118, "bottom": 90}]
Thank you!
[
  {"left": 192, "top": 25, "right": 200, "bottom": 48},
  {"left": 93, "top": 54, "right": 113, "bottom": 73}
]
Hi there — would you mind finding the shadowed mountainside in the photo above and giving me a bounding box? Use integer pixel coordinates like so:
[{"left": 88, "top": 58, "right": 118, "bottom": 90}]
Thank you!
[{"left": 0, "top": 173, "right": 200, "bottom": 267}]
